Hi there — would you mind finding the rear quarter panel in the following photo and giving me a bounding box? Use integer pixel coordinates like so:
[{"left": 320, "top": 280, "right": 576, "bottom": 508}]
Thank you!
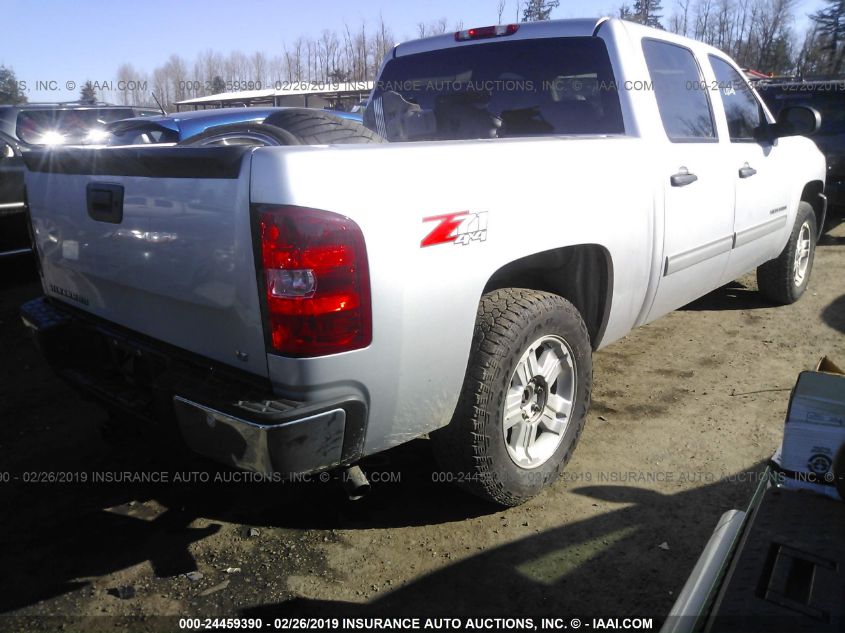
[{"left": 251, "top": 137, "right": 656, "bottom": 455}]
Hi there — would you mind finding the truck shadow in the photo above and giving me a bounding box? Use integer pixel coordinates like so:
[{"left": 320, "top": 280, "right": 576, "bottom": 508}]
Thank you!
[
  {"left": 0, "top": 253, "right": 37, "bottom": 288},
  {"left": 818, "top": 233, "right": 845, "bottom": 246},
  {"left": 681, "top": 281, "right": 773, "bottom": 312},
  {"left": 0, "top": 424, "right": 492, "bottom": 612},
  {"left": 821, "top": 294, "right": 845, "bottom": 334},
  {"left": 0, "top": 394, "right": 762, "bottom": 617},
  {"left": 0, "top": 254, "right": 771, "bottom": 617},
  {"left": 819, "top": 213, "right": 844, "bottom": 245},
  {"left": 240, "top": 470, "right": 766, "bottom": 622}
]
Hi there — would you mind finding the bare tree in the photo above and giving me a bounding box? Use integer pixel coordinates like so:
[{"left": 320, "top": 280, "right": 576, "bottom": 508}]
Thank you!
[
  {"left": 270, "top": 54, "right": 286, "bottom": 85},
  {"left": 796, "top": 25, "right": 828, "bottom": 74},
  {"left": 417, "top": 18, "right": 449, "bottom": 38},
  {"left": 116, "top": 63, "right": 139, "bottom": 105},
  {"left": 357, "top": 22, "right": 369, "bottom": 80},
  {"left": 195, "top": 49, "right": 224, "bottom": 95},
  {"left": 251, "top": 52, "right": 268, "bottom": 87},
  {"left": 283, "top": 39, "right": 305, "bottom": 82},
  {"left": 114, "top": 7, "right": 830, "bottom": 111},
  {"left": 164, "top": 54, "right": 188, "bottom": 104},
  {"left": 754, "top": 0, "right": 796, "bottom": 70},
  {"left": 152, "top": 67, "right": 170, "bottom": 108},
  {"left": 369, "top": 14, "right": 395, "bottom": 77},
  {"left": 673, "top": 0, "right": 691, "bottom": 35},
  {"left": 668, "top": 0, "right": 786, "bottom": 70}
]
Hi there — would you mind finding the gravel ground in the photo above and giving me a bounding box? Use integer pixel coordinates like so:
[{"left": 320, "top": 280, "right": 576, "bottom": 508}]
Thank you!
[{"left": 1, "top": 219, "right": 843, "bottom": 631}]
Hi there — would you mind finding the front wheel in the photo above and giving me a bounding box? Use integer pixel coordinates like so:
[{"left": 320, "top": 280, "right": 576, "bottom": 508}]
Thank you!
[
  {"left": 430, "top": 288, "right": 592, "bottom": 506},
  {"left": 757, "top": 201, "right": 817, "bottom": 305}
]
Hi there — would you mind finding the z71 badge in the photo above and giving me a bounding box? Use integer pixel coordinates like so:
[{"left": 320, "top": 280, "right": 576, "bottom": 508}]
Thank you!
[{"left": 421, "top": 211, "right": 488, "bottom": 248}]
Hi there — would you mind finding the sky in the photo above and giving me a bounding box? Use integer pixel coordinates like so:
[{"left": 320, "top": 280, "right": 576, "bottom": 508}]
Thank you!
[{"left": 4, "top": 0, "right": 829, "bottom": 102}]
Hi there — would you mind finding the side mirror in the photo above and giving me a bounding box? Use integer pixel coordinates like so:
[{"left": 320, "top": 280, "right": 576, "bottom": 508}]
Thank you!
[{"left": 771, "top": 106, "right": 821, "bottom": 138}]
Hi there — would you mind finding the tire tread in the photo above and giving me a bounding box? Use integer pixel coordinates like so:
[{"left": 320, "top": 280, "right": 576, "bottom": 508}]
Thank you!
[
  {"left": 263, "top": 110, "right": 384, "bottom": 145},
  {"left": 431, "top": 288, "right": 591, "bottom": 506},
  {"left": 757, "top": 202, "right": 816, "bottom": 305}
]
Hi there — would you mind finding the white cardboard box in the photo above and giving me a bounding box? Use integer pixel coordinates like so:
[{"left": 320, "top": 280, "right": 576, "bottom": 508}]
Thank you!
[{"left": 775, "top": 357, "right": 845, "bottom": 501}]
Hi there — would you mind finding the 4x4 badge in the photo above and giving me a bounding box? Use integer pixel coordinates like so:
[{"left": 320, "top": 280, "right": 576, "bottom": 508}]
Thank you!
[{"left": 421, "top": 211, "right": 488, "bottom": 248}]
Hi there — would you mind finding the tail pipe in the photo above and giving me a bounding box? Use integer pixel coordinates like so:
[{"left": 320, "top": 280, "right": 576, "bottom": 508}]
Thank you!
[{"left": 341, "top": 465, "right": 370, "bottom": 501}]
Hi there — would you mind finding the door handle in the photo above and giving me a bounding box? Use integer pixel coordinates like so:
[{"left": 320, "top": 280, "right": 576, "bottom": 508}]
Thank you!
[
  {"left": 738, "top": 164, "right": 757, "bottom": 178},
  {"left": 670, "top": 168, "right": 698, "bottom": 187}
]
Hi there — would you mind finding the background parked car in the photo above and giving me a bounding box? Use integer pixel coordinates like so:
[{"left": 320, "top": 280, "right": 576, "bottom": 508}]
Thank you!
[
  {"left": 0, "top": 130, "right": 28, "bottom": 257},
  {"left": 757, "top": 78, "right": 845, "bottom": 215},
  {"left": 105, "top": 107, "right": 363, "bottom": 145},
  {"left": 0, "top": 102, "right": 160, "bottom": 145},
  {"left": 0, "top": 102, "right": 159, "bottom": 258}
]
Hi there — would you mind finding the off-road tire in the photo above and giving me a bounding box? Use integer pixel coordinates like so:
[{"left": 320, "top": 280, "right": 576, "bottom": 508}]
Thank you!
[
  {"left": 430, "top": 288, "right": 592, "bottom": 506},
  {"left": 262, "top": 109, "right": 384, "bottom": 144},
  {"left": 178, "top": 122, "right": 302, "bottom": 147},
  {"left": 757, "top": 202, "right": 817, "bottom": 305}
]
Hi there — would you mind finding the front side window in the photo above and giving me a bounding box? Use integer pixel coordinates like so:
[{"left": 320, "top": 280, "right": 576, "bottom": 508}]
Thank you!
[
  {"left": 642, "top": 39, "right": 716, "bottom": 141},
  {"left": 709, "top": 56, "right": 763, "bottom": 141}
]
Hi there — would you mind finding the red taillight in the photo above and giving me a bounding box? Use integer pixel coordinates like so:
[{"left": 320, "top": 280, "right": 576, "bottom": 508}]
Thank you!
[
  {"left": 455, "top": 24, "right": 519, "bottom": 41},
  {"left": 258, "top": 206, "right": 371, "bottom": 357}
]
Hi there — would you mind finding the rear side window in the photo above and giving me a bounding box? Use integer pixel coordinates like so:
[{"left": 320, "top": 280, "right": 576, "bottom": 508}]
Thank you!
[
  {"left": 709, "top": 56, "right": 763, "bottom": 141},
  {"left": 370, "top": 37, "right": 624, "bottom": 139},
  {"left": 642, "top": 39, "right": 715, "bottom": 141}
]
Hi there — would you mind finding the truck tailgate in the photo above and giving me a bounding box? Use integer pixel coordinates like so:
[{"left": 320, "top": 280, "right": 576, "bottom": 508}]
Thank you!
[{"left": 23, "top": 146, "right": 269, "bottom": 377}]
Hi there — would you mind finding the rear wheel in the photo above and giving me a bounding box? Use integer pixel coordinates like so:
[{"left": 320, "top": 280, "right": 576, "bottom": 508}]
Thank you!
[
  {"left": 757, "top": 202, "right": 817, "bottom": 305},
  {"left": 430, "top": 288, "right": 592, "bottom": 506}
]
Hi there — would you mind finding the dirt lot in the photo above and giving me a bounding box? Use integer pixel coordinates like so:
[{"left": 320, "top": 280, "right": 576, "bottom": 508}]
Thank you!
[{"left": 1, "top": 221, "right": 844, "bottom": 631}]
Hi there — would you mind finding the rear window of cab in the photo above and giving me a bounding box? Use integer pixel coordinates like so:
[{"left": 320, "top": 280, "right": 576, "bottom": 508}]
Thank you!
[{"left": 372, "top": 37, "right": 625, "bottom": 138}]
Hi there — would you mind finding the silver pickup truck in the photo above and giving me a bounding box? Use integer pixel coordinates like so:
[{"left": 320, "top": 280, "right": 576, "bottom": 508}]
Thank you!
[{"left": 20, "top": 18, "right": 826, "bottom": 506}]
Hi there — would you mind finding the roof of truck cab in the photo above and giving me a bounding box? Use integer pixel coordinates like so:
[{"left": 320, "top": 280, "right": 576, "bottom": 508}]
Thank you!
[{"left": 392, "top": 17, "right": 737, "bottom": 65}]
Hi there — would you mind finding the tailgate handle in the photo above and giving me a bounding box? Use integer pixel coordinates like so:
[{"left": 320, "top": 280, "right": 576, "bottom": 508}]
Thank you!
[{"left": 87, "top": 183, "right": 124, "bottom": 223}]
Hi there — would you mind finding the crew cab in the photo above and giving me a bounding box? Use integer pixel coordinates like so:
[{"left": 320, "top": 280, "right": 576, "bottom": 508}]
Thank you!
[{"left": 20, "top": 19, "right": 826, "bottom": 505}]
